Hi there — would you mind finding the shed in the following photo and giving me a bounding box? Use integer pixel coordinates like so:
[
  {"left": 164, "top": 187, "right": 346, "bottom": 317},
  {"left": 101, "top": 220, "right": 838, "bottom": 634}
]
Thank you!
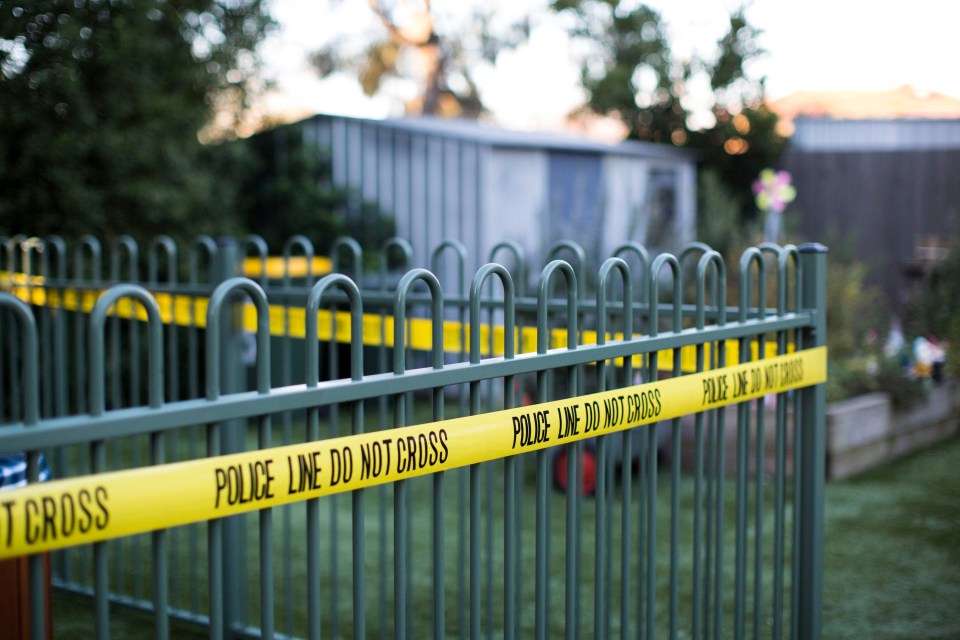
[{"left": 294, "top": 114, "right": 697, "bottom": 285}]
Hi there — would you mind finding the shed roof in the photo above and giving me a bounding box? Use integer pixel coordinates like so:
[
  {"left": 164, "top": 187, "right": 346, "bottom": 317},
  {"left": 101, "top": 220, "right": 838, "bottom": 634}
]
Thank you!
[{"left": 304, "top": 113, "right": 695, "bottom": 161}]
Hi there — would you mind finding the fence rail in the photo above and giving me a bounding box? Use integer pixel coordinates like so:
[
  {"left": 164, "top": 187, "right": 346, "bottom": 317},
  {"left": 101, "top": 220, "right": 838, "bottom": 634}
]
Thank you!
[{"left": 0, "top": 234, "right": 827, "bottom": 640}]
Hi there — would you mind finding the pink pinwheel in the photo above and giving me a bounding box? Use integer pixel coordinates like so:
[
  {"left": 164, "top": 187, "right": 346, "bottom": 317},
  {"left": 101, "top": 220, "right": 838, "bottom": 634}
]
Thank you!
[{"left": 752, "top": 169, "right": 796, "bottom": 214}]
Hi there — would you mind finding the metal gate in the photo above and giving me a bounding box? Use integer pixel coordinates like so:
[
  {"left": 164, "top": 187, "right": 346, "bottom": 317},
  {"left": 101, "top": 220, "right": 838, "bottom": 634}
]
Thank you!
[{"left": 0, "top": 234, "right": 827, "bottom": 640}]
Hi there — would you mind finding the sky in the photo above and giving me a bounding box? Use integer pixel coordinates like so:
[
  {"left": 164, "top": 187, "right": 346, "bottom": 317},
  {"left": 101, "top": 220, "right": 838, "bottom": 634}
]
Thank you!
[{"left": 256, "top": 0, "right": 960, "bottom": 130}]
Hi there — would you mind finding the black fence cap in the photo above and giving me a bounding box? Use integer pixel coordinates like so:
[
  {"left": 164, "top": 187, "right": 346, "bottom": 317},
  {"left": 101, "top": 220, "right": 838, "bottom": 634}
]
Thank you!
[{"left": 798, "top": 243, "right": 829, "bottom": 254}]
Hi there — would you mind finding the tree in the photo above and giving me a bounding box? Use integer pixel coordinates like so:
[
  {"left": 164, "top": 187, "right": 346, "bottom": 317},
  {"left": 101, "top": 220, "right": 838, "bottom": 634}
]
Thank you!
[
  {"left": 311, "top": 1, "right": 531, "bottom": 117},
  {"left": 552, "top": 2, "right": 786, "bottom": 211},
  {"left": 0, "top": 0, "right": 274, "bottom": 240},
  {"left": 557, "top": 2, "right": 681, "bottom": 143},
  {"left": 234, "top": 124, "right": 393, "bottom": 254}
]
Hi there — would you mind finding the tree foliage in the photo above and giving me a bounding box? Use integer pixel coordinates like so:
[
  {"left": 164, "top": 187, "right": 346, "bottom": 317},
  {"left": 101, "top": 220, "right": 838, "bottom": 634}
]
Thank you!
[
  {"left": 235, "top": 125, "right": 395, "bottom": 254},
  {"left": 0, "top": 0, "right": 273, "bottom": 240},
  {"left": 311, "top": 1, "right": 530, "bottom": 117},
  {"left": 552, "top": 1, "right": 786, "bottom": 208}
]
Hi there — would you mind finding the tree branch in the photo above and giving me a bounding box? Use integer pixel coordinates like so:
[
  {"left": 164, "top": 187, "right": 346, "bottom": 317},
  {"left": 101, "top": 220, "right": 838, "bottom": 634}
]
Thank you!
[{"left": 368, "top": 0, "right": 434, "bottom": 46}]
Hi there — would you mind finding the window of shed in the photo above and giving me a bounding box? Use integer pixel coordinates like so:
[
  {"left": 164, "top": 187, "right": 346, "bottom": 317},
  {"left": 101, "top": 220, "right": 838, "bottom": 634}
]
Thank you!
[{"left": 646, "top": 168, "right": 676, "bottom": 250}]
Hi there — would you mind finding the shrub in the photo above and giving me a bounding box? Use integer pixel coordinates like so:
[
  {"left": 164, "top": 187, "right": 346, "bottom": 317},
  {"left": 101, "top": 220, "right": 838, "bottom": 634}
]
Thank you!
[
  {"left": 908, "top": 244, "right": 960, "bottom": 380},
  {"left": 825, "top": 252, "right": 925, "bottom": 408}
]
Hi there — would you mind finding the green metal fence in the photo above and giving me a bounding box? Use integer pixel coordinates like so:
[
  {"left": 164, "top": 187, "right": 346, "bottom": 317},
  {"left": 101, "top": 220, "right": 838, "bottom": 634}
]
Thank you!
[{"left": 0, "top": 233, "right": 827, "bottom": 640}]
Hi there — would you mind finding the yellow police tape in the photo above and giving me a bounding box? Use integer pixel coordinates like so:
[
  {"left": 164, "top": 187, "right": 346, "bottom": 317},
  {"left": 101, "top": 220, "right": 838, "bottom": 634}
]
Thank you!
[
  {"left": 0, "top": 346, "right": 825, "bottom": 559},
  {"left": 0, "top": 279, "right": 789, "bottom": 369},
  {"left": 0, "top": 257, "right": 329, "bottom": 286},
  {"left": 241, "top": 256, "right": 332, "bottom": 279}
]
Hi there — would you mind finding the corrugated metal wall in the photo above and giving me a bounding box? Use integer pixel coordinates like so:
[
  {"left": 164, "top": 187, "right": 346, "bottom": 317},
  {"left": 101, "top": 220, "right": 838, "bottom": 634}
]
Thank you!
[
  {"left": 790, "top": 118, "right": 960, "bottom": 152},
  {"left": 303, "top": 116, "right": 487, "bottom": 272},
  {"left": 297, "top": 114, "right": 696, "bottom": 286}
]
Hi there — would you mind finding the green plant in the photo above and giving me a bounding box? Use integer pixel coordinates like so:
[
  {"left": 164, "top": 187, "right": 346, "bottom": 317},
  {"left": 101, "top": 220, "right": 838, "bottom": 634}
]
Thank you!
[
  {"left": 824, "top": 252, "right": 926, "bottom": 407},
  {"left": 826, "top": 258, "right": 885, "bottom": 361},
  {"left": 827, "top": 354, "right": 925, "bottom": 410},
  {"left": 697, "top": 168, "right": 758, "bottom": 257},
  {"left": 234, "top": 126, "right": 346, "bottom": 253},
  {"left": 908, "top": 244, "right": 960, "bottom": 380},
  {"left": 221, "top": 123, "right": 397, "bottom": 255}
]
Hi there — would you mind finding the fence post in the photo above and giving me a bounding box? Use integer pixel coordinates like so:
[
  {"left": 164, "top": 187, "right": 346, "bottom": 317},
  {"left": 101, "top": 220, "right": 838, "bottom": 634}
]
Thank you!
[
  {"left": 0, "top": 294, "right": 49, "bottom": 640},
  {"left": 797, "top": 243, "right": 827, "bottom": 640},
  {"left": 214, "top": 237, "right": 245, "bottom": 636}
]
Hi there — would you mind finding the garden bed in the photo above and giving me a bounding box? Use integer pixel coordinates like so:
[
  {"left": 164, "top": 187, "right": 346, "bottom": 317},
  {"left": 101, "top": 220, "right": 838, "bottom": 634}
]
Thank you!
[
  {"left": 672, "top": 379, "right": 960, "bottom": 480},
  {"left": 827, "top": 380, "right": 960, "bottom": 479}
]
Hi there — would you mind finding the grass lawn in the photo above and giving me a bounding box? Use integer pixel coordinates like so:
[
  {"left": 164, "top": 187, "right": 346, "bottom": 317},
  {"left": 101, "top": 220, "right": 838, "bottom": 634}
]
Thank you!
[
  {"left": 821, "top": 435, "right": 960, "bottom": 640},
  {"left": 50, "top": 435, "right": 960, "bottom": 639}
]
